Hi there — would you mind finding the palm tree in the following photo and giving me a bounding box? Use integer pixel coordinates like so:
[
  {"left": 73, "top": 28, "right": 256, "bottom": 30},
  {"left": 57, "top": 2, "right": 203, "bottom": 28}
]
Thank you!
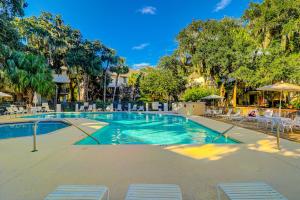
[
  {"left": 6, "top": 52, "right": 55, "bottom": 103},
  {"left": 110, "top": 57, "right": 129, "bottom": 102}
]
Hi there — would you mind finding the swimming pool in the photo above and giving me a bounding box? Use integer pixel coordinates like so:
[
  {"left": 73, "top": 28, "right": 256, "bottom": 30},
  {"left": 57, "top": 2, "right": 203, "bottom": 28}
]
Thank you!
[
  {"left": 25, "top": 112, "right": 238, "bottom": 145},
  {"left": 0, "top": 121, "right": 69, "bottom": 140}
]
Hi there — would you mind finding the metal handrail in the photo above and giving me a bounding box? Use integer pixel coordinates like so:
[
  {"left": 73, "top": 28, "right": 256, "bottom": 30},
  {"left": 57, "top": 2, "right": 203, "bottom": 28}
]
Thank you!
[
  {"left": 63, "top": 119, "right": 100, "bottom": 144},
  {"left": 212, "top": 125, "right": 235, "bottom": 143}
]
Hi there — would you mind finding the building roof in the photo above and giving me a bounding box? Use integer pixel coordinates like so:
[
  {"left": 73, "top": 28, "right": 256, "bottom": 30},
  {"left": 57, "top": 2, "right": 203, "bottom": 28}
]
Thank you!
[{"left": 53, "top": 74, "right": 70, "bottom": 84}]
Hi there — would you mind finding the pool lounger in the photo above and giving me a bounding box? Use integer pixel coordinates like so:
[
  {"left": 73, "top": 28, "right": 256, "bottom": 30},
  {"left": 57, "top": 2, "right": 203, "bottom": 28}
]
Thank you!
[
  {"left": 125, "top": 184, "right": 182, "bottom": 200},
  {"left": 44, "top": 185, "right": 109, "bottom": 200},
  {"left": 217, "top": 182, "right": 287, "bottom": 200}
]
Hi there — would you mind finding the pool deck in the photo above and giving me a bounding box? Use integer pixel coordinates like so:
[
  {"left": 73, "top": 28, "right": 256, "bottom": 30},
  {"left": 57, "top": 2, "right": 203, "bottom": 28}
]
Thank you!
[{"left": 0, "top": 113, "right": 300, "bottom": 199}]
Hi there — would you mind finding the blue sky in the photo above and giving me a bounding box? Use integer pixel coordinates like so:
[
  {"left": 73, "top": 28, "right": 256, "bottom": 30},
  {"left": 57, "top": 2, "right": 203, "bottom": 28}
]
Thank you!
[{"left": 25, "top": 0, "right": 259, "bottom": 68}]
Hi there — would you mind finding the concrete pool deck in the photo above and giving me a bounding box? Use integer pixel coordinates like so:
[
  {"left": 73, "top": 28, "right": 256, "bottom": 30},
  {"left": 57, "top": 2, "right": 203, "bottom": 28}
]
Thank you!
[{"left": 0, "top": 114, "right": 300, "bottom": 199}]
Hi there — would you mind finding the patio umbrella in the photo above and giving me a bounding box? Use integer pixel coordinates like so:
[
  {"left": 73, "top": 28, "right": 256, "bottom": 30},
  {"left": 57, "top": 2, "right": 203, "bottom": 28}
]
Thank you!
[
  {"left": 0, "top": 92, "right": 12, "bottom": 98},
  {"left": 202, "top": 94, "right": 224, "bottom": 108},
  {"left": 33, "top": 92, "right": 38, "bottom": 107},
  {"left": 257, "top": 82, "right": 300, "bottom": 149}
]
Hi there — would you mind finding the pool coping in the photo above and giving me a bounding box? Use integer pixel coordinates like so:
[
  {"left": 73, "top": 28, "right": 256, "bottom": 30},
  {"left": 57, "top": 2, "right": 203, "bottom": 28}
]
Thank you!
[{"left": 1, "top": 111, "right": 297, "bottom": 148}]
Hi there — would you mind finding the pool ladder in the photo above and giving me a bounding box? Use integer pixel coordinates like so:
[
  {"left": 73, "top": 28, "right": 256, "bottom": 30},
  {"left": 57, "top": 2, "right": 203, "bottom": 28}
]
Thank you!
[
  {"left": 31, "top": 119, "right": 100, "bottom": 152},
  {"left": 211, "top": 125, "right": 235, "bottom": 143},
  {"left": 63, "top": 119, "right": 100, "bottom": 144}
]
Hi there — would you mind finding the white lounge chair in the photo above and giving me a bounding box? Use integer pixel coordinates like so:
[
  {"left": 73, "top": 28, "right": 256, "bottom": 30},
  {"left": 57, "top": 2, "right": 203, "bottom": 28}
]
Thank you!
[
  {"left": 292, "top": 116, "right": 300, "bottom": 130},
  {"left": 229, "top": 110, "right": 242, "bottom": 120},
  {"left": 5, "top": 107, "right": 15, "bottom": 115},
  {"left": 131, "top": 104, "right": 138, "bottom": 111},
  {"left": 116, "top": 104, "right": 122, "bottom": 111},
  {"left": 138, "top": 105, "right": 144, "bottom": 111},
  {"left": 11, "top": 106, "right": 22, "bottom": 114},
  {"left": 79, "top": 105, "right": 85, "bottom": 112},
  {"left": 152, "top": 102, "right": 159, "bottom": 111},
  {"left": 88, "top": 105, "right": 93, "bottom": 112},
  {"left": 257, "top": 109, "right": 273, "bottom": 128},
  {"left": 220, "top": 108, "right": 232, "bottom": 119},
  {"left": 44, "top": 185, "right": 109, "bottom": 200},
  {"left": 125, "top": 184, "right": 182, "bottom": 200},
  {"left": 204, "top": 109, "right": 212, "bottom": 116},
  {"left": 217, "top": 182, "right": 287, "bottom": 200},
  {"left": 18, "top": 106, "right": 27, "bottom": 114},
  {"left": 42, "top": 103, "right": 54, "bottom": 112}
]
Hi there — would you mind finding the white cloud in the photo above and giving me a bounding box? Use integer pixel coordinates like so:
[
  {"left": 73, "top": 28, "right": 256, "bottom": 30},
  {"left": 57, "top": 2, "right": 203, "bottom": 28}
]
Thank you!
[
  {"left": 214, "top": 0, "right": 232, "bottom": 12},
  {"left": 138, "top": 6, "right": 157, "bottom": 15},
  {"left": 132, "top": 43, "right": 150, "bottom": 50},
  {"left": 133, "top": 62, "right": 151, "bottom": 68}
]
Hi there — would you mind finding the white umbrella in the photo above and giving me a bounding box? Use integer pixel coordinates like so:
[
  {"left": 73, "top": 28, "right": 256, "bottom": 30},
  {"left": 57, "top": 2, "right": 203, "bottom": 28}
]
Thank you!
[
  {"left": 33, "top": 92, "right": 38, "bottom": 107},
  {"left": 257, "top": 82, "right": 300, "bottom": 149},
  {"left": 202, "top": 94, "right": 224, "bottom": 108},
  {"left": 201, "top": 94, "right": 224, "bottom": 100},
  {"left": 0, "top": 92, "right": 12, "bottom": 98}
]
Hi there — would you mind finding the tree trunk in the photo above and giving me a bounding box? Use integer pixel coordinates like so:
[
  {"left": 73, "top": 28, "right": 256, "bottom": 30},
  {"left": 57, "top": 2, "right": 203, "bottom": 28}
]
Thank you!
[
  {"left": 77, "top": 77, "right": 81, "bottom": 102},
  {"left": 131, "top": 86, "right": 135, "bottom": 101},
  {"left": 69, "top": 80, "right": 75, "bottom": 102},
  {"left": 103, "top": 71, "right": 107, "bottom": 103},
  {"left": 112, "top": 73, "right": 119, "bottom": 103},
  {"left": 232, "top": 82, "right": 237, "bottom": 107},
  {"left": 83, "top": 73, "right": 89, "bottom": 102}
]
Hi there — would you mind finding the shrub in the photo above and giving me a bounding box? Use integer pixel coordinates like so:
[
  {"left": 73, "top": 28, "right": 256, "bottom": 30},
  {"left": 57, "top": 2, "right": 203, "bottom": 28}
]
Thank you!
[
  {"left": 291, "top": 97, "right": 300, "bottom": 109},
  {"left": 182, "top": 86, "right": 216, "bottom": 102}
]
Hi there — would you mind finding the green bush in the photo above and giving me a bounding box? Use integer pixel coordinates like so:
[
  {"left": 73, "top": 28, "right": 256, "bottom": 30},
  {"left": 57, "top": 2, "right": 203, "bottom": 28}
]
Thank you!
[
  {"left": 291, "top": 97, "right": 300, "bottom": 109},
  {"left": 182, "top": 86, "right": 216, "bottom": 102}
]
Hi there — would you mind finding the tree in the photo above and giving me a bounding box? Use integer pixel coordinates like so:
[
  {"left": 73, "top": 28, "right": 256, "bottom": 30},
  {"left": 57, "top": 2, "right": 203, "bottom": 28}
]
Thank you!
[
  {"left": 110, "top": 57, "right": 129, "bottom": 102},
  {"left": 5, "top": 52, "right": 55, "bottom": 103},
  {"left": 128, "top": 71, "right": 142, "bottom": 100},
  {"left": 0, "top": 0, "right": 26, "bottom": 48},
  {"left": 101, "top": 48, "right": 117, "bottom": 103},
  {"left": 140, "top": 68, "right": 185, "bottom": 101},
  {"left": 182, "top": 86, "right": 216, "bottom": 102}
]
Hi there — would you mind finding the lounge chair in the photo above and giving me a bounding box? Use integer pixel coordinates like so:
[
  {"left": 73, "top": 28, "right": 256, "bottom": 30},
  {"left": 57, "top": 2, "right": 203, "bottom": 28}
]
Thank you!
[
  {"left": 5, "top": 107, "right": 15, "bottom": 115},
  {"left": 204, "top": 109, "right": 212, "bottom": 116},
  {"left": 125, "top": 184, "right": 182, "bottom": 200},
  {"left": 213, "top": 109, "right": 223, "bottom": 117},
  {"left": 152, "top": 102, "right": 159, "bottom": 111},
  {"left": 11, "top": 106, "right": 22, "bottom": 114},
  {"left": 217, "top": 182, "right": 287, "bottom": 200},
  {"left": 116, "top": 104, "right": 122, "bottom": 111},
  {"left": 42, "top": 103, "right": 54, "bottom": 112},
  {"left": 37, "top": 106, "right": 43, "bottom": 112},
  {"left": 18, "top": 106, "right": 27, "bottom": 114},
  {"left": 79, "top": 105, "right": 85, "bottom": 112},
  {"left": 229, "top": 110, "right": 242, "bottom": 120},
  {"left": 44, "top": 185, "right": 109, "bottom": 200},
  {"left": 88, "top": 105, "right": 93, "bottom": 112},
  {"left": 138, "top": 105, "right": 144, "bottom": 111},
  {"left": 257, "top": 109, "right": 273, "bottom": 128},
  {"left": 131, "top": 104, "right": 138, "bottom": 111},
  {"left": 293, "top": 116, "right": 300, "bottom": 129},
  {"left": 219, "top": 108, "right": 232, "bottom": 119}
]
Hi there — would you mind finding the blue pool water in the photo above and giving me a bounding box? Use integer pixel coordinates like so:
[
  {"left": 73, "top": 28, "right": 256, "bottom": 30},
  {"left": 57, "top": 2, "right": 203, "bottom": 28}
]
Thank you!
[
  {"left": 25, "top": 112, "right": 238, "bottom": 145},
  {"left": 0, "top": 121, "right": 69, "bottom": 139}
]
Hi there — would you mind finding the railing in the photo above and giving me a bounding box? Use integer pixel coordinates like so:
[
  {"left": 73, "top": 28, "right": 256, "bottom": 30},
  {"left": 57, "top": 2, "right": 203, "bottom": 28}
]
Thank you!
[{"left": 63, "top": 119, "right": 100, "bottom": 144}]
